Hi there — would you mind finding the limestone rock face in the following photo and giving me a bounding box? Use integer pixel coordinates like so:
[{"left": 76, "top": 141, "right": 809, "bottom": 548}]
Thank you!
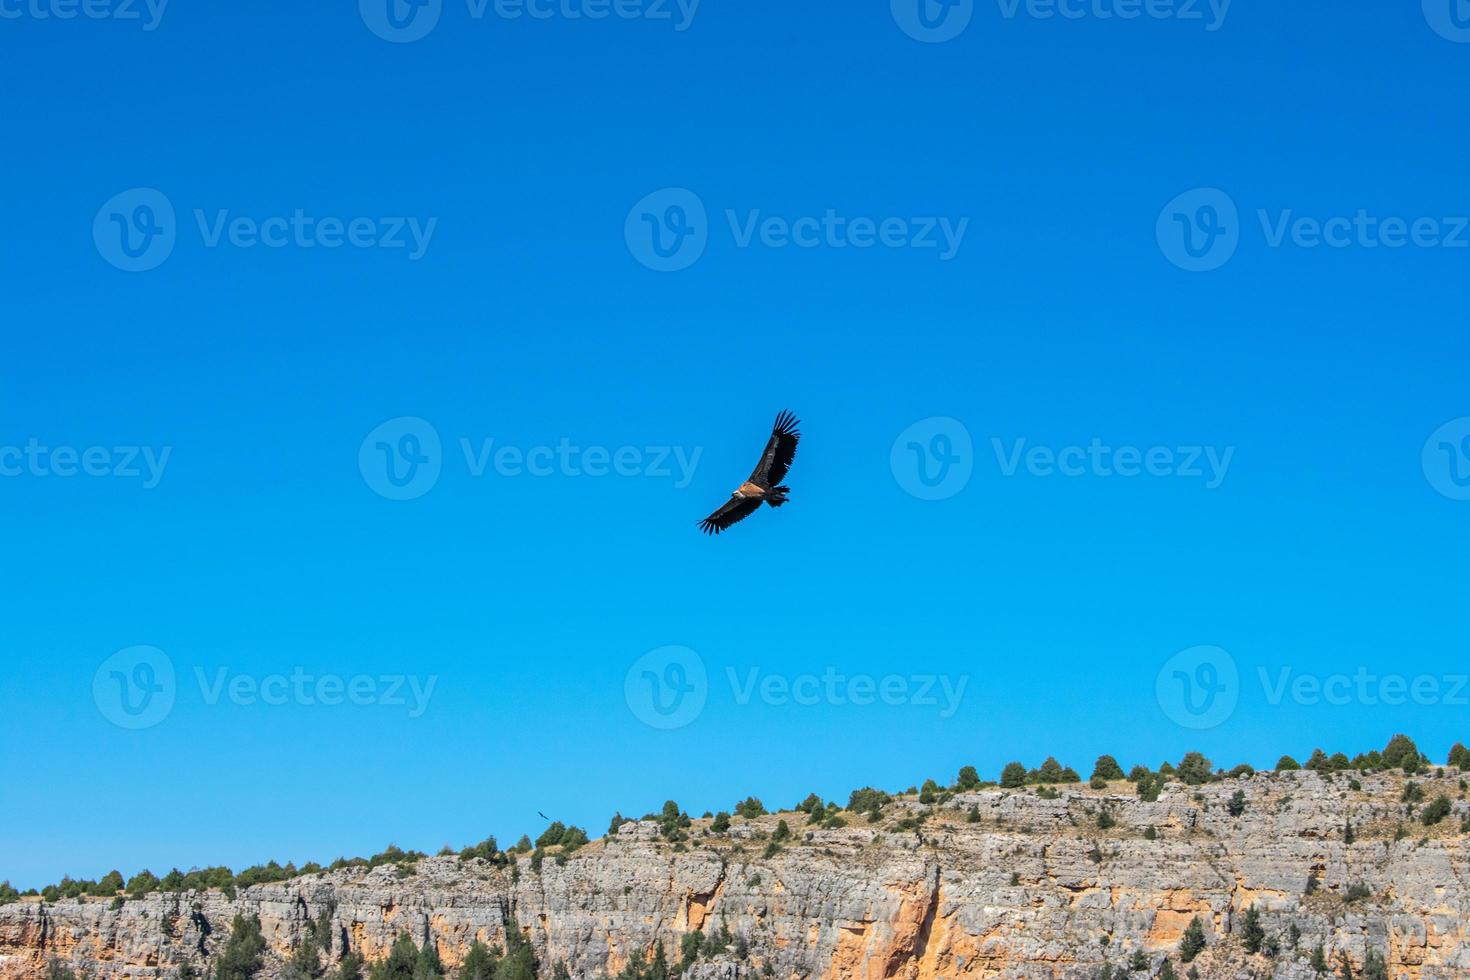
[{"left": 3, "top": 770, "right": 1469, "bottom": 979}]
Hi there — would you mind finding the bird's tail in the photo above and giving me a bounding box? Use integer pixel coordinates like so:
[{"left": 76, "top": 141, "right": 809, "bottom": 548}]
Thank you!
[{"left": 766, "top": 486, "right": 790, "bottom": 507}]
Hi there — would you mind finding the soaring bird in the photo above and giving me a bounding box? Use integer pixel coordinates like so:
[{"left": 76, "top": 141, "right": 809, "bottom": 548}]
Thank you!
[{"left": 699, "top": 411, "right": 800, "bottom": 535}]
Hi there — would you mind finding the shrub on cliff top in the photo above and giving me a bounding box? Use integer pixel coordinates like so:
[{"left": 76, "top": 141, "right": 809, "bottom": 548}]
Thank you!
[
  {"left": 0, "top": 881, "right": 20, "bottom": 905},
  {"left": 1091, "top": 755, "right": 1125, "bottom": 782},
  {"left": 845, "top": 787, "right": 889, "bottom": 814},
  {"left": 460, "top": 837, "right": 502, "bottom": 864},
  {"left": 734, "top": 797, "right": 766, "bottom": 819},
  {"left": 1176, "top": 753, "right": 1213, "bottom": 786},
  {"left": 1029, "top": 757, "right": 1080, "bottom": 784},
  {"left": 535, "top": 823, "right": 568, "bottom": 849},
  {"left": 955, "top": 765, "right": 980, "bottom": 790},
  {"left": 1382, "top": 734, "right": 1422, "bottom": 771},
  {"left": 1000, "top": 762, "right": 1028, "bottom": 789},
  {"left": 126, "top": 871, "right": 160, "bottom": 897},
  {"left": 1276, "top": 755, "right": 1300, "bottom": 771}
]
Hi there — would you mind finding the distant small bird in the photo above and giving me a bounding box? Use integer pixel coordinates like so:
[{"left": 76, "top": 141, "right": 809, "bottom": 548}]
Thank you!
[
  {"left": 538, "top": 811, "right": 549, "bottom": 820},
  {"left": 699, "top": 411, "right": 800, "bottom": 536}
]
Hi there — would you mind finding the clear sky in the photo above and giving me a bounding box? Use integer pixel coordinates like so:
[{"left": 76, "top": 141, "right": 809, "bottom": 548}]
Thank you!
[{"left": 2, "top": 0, "right": 1469, "bottom": 890}]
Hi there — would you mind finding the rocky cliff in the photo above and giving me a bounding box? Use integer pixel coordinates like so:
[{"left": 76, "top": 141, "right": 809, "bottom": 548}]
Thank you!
[{"left": 4, "top": 769, "right": 1469, "bottom": 980}]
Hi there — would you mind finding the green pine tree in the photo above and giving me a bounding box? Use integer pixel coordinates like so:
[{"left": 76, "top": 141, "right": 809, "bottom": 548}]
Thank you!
[
  {"left": 1238, "top": 905, "right": 1264, "bottom": 953},
  {"left": 1179, "top": 917, "right": 1206, "bottom": 963},
  {"left": 215, "top": 915, "right": 266, "bottom": 980}
]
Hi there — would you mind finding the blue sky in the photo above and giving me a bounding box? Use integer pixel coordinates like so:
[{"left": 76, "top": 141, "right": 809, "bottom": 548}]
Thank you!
[{"left": 2, "top": 1, "right": 1469, "bottom": 889}]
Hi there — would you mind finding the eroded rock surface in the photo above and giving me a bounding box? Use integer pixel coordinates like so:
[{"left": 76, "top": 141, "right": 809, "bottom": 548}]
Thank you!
[{"left": 4, "top": 770, "right": 1468, "bottom": 979}]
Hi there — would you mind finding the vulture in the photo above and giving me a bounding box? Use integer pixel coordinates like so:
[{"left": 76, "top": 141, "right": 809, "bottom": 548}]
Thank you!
[{"left": 698, "top": 411, "right": 800, "bottom": 535}]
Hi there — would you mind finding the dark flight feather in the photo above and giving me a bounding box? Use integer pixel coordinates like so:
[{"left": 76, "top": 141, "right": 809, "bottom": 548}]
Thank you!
[
  {"left": 750, "top": 410, "right": 800, "bottom": 485},
  {"left": 698, "top": 497, "right": 761, "bottom": 535}
]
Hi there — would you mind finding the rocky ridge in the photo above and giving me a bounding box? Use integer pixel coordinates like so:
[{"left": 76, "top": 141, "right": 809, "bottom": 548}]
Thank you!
[{"left": 3, "top": 769, "right": 1469, "bottom": 980}]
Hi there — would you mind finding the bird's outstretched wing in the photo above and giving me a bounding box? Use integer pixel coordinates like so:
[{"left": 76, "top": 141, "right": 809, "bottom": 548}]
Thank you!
[
  {"left": 698, "top": 497, "right": 761, "bottom": 535},
  {"left": 748, "top": 410, "right": 800, "bottom": 485}
]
